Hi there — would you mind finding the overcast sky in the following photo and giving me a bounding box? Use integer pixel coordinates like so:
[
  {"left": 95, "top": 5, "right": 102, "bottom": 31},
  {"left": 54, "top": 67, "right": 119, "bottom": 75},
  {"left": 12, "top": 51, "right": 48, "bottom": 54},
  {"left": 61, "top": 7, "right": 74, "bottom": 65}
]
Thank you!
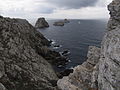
[{"left": 0, "top": 0, "right": 112, "bottom": 20}]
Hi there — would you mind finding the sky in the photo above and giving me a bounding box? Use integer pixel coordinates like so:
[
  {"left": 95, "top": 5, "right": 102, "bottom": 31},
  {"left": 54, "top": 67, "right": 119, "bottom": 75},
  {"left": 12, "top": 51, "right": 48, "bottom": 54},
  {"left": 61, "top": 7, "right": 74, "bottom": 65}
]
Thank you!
[{"left": 0, "top": 0, "right": 112, "bottom": 20}]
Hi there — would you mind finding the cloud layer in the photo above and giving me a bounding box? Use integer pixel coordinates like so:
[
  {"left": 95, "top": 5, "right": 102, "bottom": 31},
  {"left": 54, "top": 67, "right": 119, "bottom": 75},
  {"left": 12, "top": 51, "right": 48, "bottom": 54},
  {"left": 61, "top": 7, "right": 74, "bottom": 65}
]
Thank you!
[
  {"left": 0, "top": 0, "right": 112, "bottom": 20},
  {"left": 44, "top": 0, "right": 98, "bottom": 9}
]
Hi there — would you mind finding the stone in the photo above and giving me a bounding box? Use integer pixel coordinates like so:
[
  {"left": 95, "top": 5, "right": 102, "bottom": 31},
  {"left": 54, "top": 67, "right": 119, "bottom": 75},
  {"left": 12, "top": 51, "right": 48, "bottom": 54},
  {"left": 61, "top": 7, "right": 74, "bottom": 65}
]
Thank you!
[
  {"left": 35, "top": 18, "right": 49, "bottom": 28},
  {"left": 0, "top": 83, "right": 6, "bottom": 90},
  {"left": 64, "top": 19, "right": 70, "bottom": 23},
  {"left": 57, "top": 46, "right": 100, "bottom": 90},
  {"left": 57, "top": 0, "right": 120, "bottom": 90},
  {"left": 53, "top": 21, "right": 64, "bottom": 26},
  {"left": 0, "top": 16, "right": 58, "bottom": 90}
]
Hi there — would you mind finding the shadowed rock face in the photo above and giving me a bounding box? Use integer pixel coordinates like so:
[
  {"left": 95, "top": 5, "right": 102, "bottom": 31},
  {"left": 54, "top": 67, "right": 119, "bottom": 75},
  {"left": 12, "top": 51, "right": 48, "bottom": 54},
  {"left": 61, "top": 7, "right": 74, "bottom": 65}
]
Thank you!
[
  {"left": 35, "top": 18, "right": 49, "bottom": 29},
  {"left": 57, "top": 0, "right": 120, "bottom": 90},
  {"left": 0, "top": 17, "right": 58, "bottom": 90}
]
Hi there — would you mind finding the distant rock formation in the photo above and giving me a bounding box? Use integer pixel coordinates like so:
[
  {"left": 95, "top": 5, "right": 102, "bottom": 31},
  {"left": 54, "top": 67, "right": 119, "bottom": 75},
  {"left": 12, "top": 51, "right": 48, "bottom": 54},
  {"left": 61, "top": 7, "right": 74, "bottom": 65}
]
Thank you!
[
  {"left": 57, "top": 0, "right": 120, "bottom": 90},
  {"left": 35, "top": 18, "right": 49, "bottom": 28},
  {"left": 0, "top": 16, "right": 62, "bottom": 90},
  {"left": 64, "top": 19, "right": 70, "bottom": 23},
  {"left": 53, "top": 19, "right": 70, "bottom": 26},
  {"left": 53, "top": 21, "right": 64, "bottom": 26}
]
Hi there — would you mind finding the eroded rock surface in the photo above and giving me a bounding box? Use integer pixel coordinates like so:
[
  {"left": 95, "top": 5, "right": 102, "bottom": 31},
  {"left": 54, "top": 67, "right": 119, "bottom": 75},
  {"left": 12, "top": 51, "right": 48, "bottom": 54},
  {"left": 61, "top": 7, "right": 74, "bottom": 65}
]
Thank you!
[
  {"left": 98, "top": 0, "right": 120, "bottom": 89},
  {"left": 0, "top": 16, "right": 58, "bottom": 90},
  {"left": 57, "top": 0, "right": 120, "bottom": 90},
  {"left": 35, "top": 18, "right": 49, "bottom": 29},
  {"left": 57, "top": 46, "right": 100, "bottom": 90}
]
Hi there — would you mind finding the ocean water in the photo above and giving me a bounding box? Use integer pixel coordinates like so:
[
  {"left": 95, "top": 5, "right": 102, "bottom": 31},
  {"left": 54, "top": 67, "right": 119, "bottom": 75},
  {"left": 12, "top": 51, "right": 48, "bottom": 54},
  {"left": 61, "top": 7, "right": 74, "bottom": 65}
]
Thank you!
[{"left": 38, "top": 19, "right": 107, "bottom": 69}]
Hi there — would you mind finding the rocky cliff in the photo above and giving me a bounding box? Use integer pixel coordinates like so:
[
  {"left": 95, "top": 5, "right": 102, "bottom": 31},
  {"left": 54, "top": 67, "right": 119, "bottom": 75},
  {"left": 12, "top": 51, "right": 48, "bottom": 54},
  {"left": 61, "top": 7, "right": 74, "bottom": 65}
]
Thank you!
[
  {"left": 0, "top": 16, "right": 59, "bottom": 90},
  {"left": 35, "top": 18, "right": 49, "bottom": 29},
  {"left": 57, "top": 0, "right": 120, "bottom": 90}
]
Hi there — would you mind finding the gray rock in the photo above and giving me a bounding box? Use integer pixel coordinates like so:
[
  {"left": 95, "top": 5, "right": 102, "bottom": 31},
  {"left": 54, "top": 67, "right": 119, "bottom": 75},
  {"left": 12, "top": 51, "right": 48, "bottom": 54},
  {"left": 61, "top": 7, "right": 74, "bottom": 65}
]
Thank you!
[
  {"left": 64, "top": 19, "right": 70, "bottom": 23},
  {"left": 35, "top": 18, "right": 49, "bottom": 28},
  {"left": 0, "top": 16, "right": 58, "bottom": 90},
  {"left": 0, "top": 83, "right": 6, "bottom": 90},
  {"left": 98, "top": 0, "right": 120, "bottom": 89},
  {"left": 53, "top": 21, "right": 64, "bottom": 26},
  {"left": 57, "top": 0, "right": 120, "bottom": 90},
  {"left": 57, "top": 46, "right": 100, "bottom": 90}
]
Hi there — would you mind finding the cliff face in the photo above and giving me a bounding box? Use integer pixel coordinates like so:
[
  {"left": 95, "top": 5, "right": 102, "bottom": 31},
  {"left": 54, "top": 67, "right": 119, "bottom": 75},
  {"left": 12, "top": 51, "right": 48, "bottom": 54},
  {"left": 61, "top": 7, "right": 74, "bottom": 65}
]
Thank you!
[
  {"left": 0, "top": 16, "right": 58, "bottom": 90},
  {"left": 98, "top": 0, "right": 120, "bottom": 89},
  {"left": 57, "top": 0, "right": 120, "bottom": 90}
]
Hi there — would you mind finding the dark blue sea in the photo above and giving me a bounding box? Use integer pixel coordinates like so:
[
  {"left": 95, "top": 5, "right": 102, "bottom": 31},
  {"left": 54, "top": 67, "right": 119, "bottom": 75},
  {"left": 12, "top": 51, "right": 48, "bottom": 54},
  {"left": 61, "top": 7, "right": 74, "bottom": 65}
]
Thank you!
[{"left": 38, "top": 19, "right": 107, "bottom": 69}]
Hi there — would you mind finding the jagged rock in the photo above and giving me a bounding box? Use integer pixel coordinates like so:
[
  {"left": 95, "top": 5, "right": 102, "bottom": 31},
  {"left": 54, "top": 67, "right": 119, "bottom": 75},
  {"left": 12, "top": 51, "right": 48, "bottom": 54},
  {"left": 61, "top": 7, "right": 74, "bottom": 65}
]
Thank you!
[
  {"left": 0, "top": 16, "right": 58, "bottom": 90},
  {"left": 57, "top": 46, "right": 100, "bottom": 90},
  {"left": 57, "top": 0, "right": 120, "bottom": 90},
  {"left": 98, "top": 0, "right": 120, "bottom": 90},
  {"left": 35, "top": 18, "right": 49, "bottom": 28}
]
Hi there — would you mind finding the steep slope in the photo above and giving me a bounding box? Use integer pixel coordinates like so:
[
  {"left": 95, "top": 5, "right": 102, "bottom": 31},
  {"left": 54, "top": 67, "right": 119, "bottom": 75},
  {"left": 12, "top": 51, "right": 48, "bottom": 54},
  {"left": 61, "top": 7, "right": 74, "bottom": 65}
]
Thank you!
[
  {"left": 0, "top": 16, "right": 58, "bottom": 90},
  {"left": 57, "top": 0, "right": 120, "bottom": 90},
  {"left": 98, "top": 0, "right": 120, "bottom": 89}
]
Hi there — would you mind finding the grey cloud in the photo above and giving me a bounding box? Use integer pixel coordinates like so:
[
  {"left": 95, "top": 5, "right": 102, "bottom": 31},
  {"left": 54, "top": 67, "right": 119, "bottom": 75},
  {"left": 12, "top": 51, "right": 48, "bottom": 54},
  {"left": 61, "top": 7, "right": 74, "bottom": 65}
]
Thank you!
[
  {"left": 45, "top": 0, "right": 98, "bottom": 9},
  {"left": 33, "top": 6, "right": 55, "bottom": 14}
]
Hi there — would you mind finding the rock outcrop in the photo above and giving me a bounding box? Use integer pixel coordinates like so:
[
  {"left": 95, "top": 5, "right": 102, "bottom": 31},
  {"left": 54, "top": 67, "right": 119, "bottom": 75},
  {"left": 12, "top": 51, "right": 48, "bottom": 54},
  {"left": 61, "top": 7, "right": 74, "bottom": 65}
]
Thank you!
[
  {"left": 98, "top": 0, "right": 120, "bottom": 90},
  {"left": 57, "top": 46, "right": 100, "bottom": 90},
  {"left": 35, "top": 18, "right": 49, "bottom": 29},
  {"left": 0, "top": 16, "right": 58, "bottom": 90},
  {"left": 57, "top": 0, "right": 120, "bottom": 90}
]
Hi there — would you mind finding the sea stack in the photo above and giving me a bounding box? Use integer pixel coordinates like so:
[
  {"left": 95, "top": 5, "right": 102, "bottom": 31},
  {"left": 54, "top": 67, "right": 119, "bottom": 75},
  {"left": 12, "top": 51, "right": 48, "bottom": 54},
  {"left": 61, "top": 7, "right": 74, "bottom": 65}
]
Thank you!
[
  {"left": 35, "top": 17, "right": 49, "bottom": 29},
  {"left": 57, "top": 0, "right": 120, "bottom": 90},
  {"left": 64, "top": 19, "right": 70, "bottom": 23}
]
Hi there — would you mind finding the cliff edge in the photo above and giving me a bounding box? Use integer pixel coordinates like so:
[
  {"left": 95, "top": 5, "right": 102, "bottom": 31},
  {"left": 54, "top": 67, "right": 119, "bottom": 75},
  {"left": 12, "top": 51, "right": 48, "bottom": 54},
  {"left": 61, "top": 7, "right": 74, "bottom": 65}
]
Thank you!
[
  {"left": 57, "top": 0, "right": 120, "bottom": 90},
  {"left": 0, "top": 16, "right": 58, "bottom": 90}
]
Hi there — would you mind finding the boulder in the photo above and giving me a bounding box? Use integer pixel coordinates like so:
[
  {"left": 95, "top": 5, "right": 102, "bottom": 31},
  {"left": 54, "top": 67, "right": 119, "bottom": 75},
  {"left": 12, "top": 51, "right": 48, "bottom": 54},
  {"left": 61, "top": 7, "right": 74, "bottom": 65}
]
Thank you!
[{"left": 35, "top": 18, "right": 49, "bottom": 28}]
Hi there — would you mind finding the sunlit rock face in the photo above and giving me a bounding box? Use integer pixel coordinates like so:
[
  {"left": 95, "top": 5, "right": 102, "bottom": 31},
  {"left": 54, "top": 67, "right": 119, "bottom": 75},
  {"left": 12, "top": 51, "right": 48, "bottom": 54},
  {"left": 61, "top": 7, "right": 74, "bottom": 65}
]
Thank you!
[
  {"left": 98, "top": 0, "right": 120, "bottom": 90},
  {"left": 57, "top": 46, "right": 101, "bottom": 90},
  {"left": 57, "top": 0, "right": 120, "bottom": 90},
  {"left": 0, "top": 16, "right": 58, "bottom": 90}
]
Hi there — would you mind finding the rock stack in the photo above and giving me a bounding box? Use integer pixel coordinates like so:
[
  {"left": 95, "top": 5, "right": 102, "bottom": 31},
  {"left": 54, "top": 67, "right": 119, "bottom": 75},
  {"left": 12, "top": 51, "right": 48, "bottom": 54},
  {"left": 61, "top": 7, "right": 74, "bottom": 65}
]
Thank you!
[{"left": 35, "top": 18, "right": 49, "bottom": 29}]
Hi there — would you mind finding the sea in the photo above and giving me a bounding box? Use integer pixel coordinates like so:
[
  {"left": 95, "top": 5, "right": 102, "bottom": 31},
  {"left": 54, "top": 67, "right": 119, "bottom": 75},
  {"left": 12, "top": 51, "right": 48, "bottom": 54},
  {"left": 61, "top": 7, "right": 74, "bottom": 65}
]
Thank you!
[{"left": 38, "top": 19, "right": 107, "bottom": 70}]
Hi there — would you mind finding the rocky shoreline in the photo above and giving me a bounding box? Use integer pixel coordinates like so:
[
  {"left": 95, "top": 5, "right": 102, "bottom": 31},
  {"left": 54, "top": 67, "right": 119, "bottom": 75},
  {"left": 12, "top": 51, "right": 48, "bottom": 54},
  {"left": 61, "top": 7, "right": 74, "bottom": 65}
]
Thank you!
[
  {"left": 57, "top": 0, "right": 120, "bottom": 90},
  {"left": 0, "top": 16, "right": 70, "bottom": 90},
  {"left": 0, "top": 0, "right": 120, "bottom": 90}
]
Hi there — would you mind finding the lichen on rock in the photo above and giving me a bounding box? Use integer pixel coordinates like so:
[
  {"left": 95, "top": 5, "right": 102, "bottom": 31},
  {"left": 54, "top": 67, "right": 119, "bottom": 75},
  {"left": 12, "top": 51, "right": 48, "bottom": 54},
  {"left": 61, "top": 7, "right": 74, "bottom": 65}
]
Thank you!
[
  {"left": 57, "top": 0, "right": 120, "bottom": 90},
  {"left": 0, "top": 16, "right": 58, "bottom": 90}
]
